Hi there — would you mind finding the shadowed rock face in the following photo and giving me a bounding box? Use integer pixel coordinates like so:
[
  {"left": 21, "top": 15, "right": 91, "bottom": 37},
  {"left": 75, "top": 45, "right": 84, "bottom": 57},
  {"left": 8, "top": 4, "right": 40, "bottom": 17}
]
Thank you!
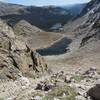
[
  {"left": 88, "top": 83, "right": 100, "bottom": 100},
  {"left": 0, "top": 20, "right": 47, "bottom": 80}
]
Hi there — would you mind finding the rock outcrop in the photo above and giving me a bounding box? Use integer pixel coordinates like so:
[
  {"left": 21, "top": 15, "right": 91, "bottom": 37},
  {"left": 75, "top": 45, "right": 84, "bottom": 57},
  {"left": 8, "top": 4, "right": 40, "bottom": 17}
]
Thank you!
[{"left": 0, "top": 19, "right": 47, "bottom": 80}]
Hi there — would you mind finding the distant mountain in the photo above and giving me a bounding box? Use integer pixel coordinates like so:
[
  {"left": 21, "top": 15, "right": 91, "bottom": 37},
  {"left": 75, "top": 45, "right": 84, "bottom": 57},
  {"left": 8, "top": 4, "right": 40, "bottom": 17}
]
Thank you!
[
  {"left": 61, "top": 3, "right": 86, "bottom": 15},
  {"left": 0, "top": 1, "right": 25, "bottom": 16},
  {"left": 0, "top": 2, "right": 73, "bottom": 31}
]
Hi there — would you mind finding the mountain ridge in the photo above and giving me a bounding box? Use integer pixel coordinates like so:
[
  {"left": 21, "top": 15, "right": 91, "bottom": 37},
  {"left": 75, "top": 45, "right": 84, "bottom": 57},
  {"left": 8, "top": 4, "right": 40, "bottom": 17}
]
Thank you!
[
  {"left": 61, "top": 3, "right": 86, "bottom": 15},
  {"left": 0, "top": 2, "right": 73, "bottom": 31}
]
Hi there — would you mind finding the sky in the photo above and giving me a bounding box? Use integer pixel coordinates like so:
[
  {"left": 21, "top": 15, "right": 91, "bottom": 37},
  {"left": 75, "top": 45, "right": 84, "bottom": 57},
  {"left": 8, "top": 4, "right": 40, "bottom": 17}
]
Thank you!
[{"left": 1, "top": 0, "right": 91, "bottom": 6}]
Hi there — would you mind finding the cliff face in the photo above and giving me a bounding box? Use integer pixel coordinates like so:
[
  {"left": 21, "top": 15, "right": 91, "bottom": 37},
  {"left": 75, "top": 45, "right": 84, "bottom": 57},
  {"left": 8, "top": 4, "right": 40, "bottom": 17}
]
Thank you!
[{"left": 0, "top": 19, "right": 47, "bottom": 80}]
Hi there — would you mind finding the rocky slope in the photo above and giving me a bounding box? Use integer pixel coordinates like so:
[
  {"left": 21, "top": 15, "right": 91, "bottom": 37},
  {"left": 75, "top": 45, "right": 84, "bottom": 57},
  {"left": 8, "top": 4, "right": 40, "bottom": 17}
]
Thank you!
[
  {"left": 80, "top": 0, "right": 100, "bottom": 16},
  {"left": 64, "top": 0, "right": 100, "bottom": 43},
  {"left": 0, "top": 19, "right": 47, "bottom": 80},
  {"left": 0, "top": 66, "right": 99, "bottom": 100}
]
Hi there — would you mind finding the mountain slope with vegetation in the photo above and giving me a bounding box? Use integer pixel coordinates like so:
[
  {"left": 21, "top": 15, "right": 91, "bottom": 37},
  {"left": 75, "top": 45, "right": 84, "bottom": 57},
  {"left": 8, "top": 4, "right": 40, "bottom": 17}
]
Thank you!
[{"left": 0, "top": 2, "right": 73, "bottom": 31}]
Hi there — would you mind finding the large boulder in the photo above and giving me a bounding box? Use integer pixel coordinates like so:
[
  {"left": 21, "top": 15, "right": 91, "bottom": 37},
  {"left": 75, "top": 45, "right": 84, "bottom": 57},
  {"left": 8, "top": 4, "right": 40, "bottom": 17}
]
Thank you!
[{"left": 87, "top": 79, "right": 100, "bottom": 100}]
